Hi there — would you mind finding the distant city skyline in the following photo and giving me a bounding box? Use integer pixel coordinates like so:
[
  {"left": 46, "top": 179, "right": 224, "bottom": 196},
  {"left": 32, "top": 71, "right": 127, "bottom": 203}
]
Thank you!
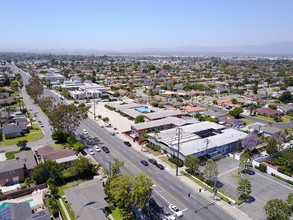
[{"left": 1, "top": 0, "right": 293, "bottom": 52}]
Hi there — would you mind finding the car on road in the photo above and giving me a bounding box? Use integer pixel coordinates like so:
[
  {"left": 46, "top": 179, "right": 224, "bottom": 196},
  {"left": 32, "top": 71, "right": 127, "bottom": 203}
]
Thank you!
[
  {"left": 88, "top": 149, "right": 95, "bottom": 155},
  {"left": 149, "top": 197, "right": 156, "bottom": 206},
  {"left": 94, "top": 145, "right": 101, "bottom": 152},
  {"left": 110, "top": 131, "right": 115, "bottom": 136},
  {"left": 156, "top": 163, "right": 164, "bottom": 170},
  {"left": 164, "top": 213, "right": 176, "bottom": 220},
  {"left": 148, "top": 158, "right": 157, "bottom": 165},
  {"left": 123, "top": 141, "right": 132, "bottom": 147},
  {"left": 169, "top": 204, "right": 183, "bottom": 218},
  {"left": 140, "top": 160, "right": 148, "bottom": 166},
  {"left": 82, "top": 129, "right": 88, "bottom": 135},
  {"left": 102, "top": 146, "right": 110, "bottom": 153}
]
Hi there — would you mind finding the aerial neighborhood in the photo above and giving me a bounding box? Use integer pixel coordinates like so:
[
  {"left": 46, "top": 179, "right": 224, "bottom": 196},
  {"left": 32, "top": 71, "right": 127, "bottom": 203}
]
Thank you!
[{"left": 0, "top": 54, "right": 292, "bottom": 220}]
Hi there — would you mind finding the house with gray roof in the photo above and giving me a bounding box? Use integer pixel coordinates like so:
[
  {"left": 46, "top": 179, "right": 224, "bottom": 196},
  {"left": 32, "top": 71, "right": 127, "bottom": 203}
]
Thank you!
[
  {"left": 64, "top": 179, "right": 108, "bottom": 220},
  {"left": 2, "top": 125, "right": 28, "bottom": 139},
  {"left": 0, "top": 159, "right": 25, "bottom": 186},
  {"left": 278, "top": 105, "right": 293, "bottom": 114}
]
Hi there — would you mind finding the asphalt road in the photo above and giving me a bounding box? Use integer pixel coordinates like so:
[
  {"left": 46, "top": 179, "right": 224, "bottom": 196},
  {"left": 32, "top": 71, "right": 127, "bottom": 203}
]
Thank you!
[{"left": 10, "top": 63, "right": 235, "bottom": 220}]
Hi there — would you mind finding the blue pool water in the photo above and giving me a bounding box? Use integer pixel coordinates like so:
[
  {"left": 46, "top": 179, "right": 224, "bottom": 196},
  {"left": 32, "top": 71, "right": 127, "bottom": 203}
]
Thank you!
[
  {"left": 0, "top": 199, "right": 35, "bottom": 210},
  {"left": 135, "top": 106, "right": 150, "bottom": 113}
]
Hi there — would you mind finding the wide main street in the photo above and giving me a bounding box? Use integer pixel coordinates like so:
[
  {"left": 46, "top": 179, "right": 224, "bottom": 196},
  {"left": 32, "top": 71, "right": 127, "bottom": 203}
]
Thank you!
[{"left": 9, "top": 63, "right": 237, "bottom": 219}]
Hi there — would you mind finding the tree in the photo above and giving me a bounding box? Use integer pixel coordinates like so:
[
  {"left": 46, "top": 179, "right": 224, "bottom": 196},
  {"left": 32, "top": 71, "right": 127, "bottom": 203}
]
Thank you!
[
  {"left": 32, "top": 160, "right": 64, "bottom": 184},
  {"left": 228, "top": 107, "right": 243, "bottom": 118},
  {"left": 48, "top": 103, "right": 89, "bottom": 133},
  {"left": 16, "top": 140, "right": 28, "bottom": 150},
  {"left": 131, "top": 173, "right": 153, "bottom": 209},
  {"left": 252, "top": 84, "right": 258, "bottom": 95},
  {"left": 102, "top": 117, "right": 110, "bottom": 126},
  {"left": 104, "top": 159, "right": 124, "bottom": 178},
  {"left": 204, "top": 160, "right": 218, "bottom": 186},
  {"left": 26, "top": 77, "right": 44, "bottom": 102},
  {"left": 248, "top": 104, "right": 256, "bottom": 116},
  {"left": 239, "top": 149, "right": 253, "bottom": 173},
  {"left": 237, "top": 178, "right": 251, "bottom": 200},
  {"left": 51, "top": 130, "right": 69, "bottom": 143},
  {"left": 287, "top": 193, "right": 293, "bottom": 212},
  {"left": 97, "top": 115, "right": 102, "bottom": 121},
  {"left": 69, "top": 157, "right": 97, "bottom": 178},
  {"left": 73, "top": 141, "right": 84, "bottom": 153},
  {"left": 184, "top": 155, "right": 200, "bottom": 174},
  {"left": 279, "top": 91, "right": 293, "bottom": 103},
  {"left": 47, "top": 178, "right": 58, "bottom": 198},
  {"left": 139, "top": 130, "right": 149, "bottom": 151},
  {"left": 134, "top": 115, "right": 145, "bottom": 124},
  {"left": 38, "top": 96, "right": 55, "bottom": 113},
  {"left": 266, "top": 136, "right": 279, "bottom": 160},
  {"left": 264, "top": 199, "right": 291, "bottom": 220}
]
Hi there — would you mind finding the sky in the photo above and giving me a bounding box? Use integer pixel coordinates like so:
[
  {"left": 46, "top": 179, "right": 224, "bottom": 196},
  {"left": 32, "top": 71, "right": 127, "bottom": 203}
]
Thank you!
[{"left": 0, "top": 0, "right": 293, "bottom": 51}]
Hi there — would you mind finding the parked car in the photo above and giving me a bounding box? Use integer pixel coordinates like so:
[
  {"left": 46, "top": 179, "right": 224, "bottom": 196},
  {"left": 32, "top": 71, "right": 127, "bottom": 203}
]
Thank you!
[
  {"left": 148, "top": 158, "right": 157, "bottom": 165},
  {"left": 140, "top": 160, "right": 148, "bottom": 166},
  {"left": 102, "top": 146, "right": 110, "bottom": 153},
  {"left": 164, "top": 213, "right": 176, "bottom": 220},
  {"left": 169, "top": 204, "right": 183, "bottom": 218},
  {"left": 110, "top": 131, "right": 115, "bottom": 136},
  {"left": 82, "top": 129, "right": 88, "bottom": 135},
  {"left": 156, "top": 164, "right": 164, "bottom": 170},
  {"left": 149, "top": 197, "right": 156, "bottom": 206},
  {"left": 123, "top": 141, "right": 132, "bottom": 147},
  {"left": 94, "top": 145, "right": 101, "bottom": 152},
  {"left": 88, "top": 149, "right": 95, "bottom": 155}
]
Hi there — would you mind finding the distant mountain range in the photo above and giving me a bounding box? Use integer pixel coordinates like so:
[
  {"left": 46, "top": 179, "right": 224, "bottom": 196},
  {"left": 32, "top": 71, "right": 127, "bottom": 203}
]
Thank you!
[{"left": 129, "top": 41, "right": 293, "bottom": 55}]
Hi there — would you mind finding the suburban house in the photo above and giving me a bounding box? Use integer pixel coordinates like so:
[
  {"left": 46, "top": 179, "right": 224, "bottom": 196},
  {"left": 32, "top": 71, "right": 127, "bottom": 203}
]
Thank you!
[
  {"left": 2, "top": 125, "right": 28, "bottom": 139},
  {"left": 255, "top": 108, "right": 283, "bottom": 117},
  {"left": 0, "top": 95, "right": 16, "bottom": 106},
  {"left": 64, "top": 179, "right": 109, "bottom": 220},
  {"left": 218, "top": 116, "right": 244, "bottom": 128},
  {"left": 0, "top": 159, "right": 25, "bottom": 186},
  {"left": 14, "top": 151, "right": 37, "bottom": 174},
  {"left": 0, "top": 202, "right": 50, "bottom": 220},
  {"left": 278, "top": 105, "right": 293, "bottom": 114},
  {"left": 35, "top": 146, "right": 78, "bottom": 165}
]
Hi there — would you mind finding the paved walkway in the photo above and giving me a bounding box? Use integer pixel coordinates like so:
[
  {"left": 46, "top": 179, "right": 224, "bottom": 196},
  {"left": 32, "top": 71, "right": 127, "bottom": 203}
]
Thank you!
[
  {"left": 88, "top": 102, "right": 253, "bottom": 220},
  {"left": 59, "top": 198, "right": 71, "bottom": 220}
]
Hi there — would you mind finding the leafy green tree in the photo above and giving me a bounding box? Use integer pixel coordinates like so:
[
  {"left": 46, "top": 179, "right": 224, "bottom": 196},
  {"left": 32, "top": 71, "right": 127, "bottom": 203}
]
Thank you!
[
  {"left": 66, "top": 135, "right": 77, "bottom": 147},
  {"left": 38, "top": 96, "right": 54, "bottom": 113},
  {"left": 135, "top": 115, "right": 145, "bottom": 124},
  {"left": 51, "top": 130, "right": 69, "bottom": 143},
  {"left": 70, "top": 157, "right": 96, "bottom": 178},
  {"left": 32, "top": 160, "right": 64, "bottom": 184},
  {"left": 239, "top": 149, "right": 253, "bottom": 173},
  {"left": 204, "top": 160, "right": 218, "bottom": 186},
  {"left": 228, "top": 107, "right": 243, "bottom": 118},
  {"left": 104, "top": 159, "right": 124, "bottom": 178},
  {"left": 279, "top": 91, "right": 293, "bottom": 103},
  {"left": 264, "top": 199, "right": 291, "bottom": 220},
  {"left": 184, "top": 155, "right": 200, "bottom": 174},
  {"left": 47, "top": 178, "right": 58, "bottom": 198},
  {"left": 131, "top": 173, "right": 153, "bottom": 209},
  {"left": 287, "top": 193, "right": 293, "bottom": 212},
  {"left": 266, "top": 136, "right": 279, "bottom": 160},
  {"left": 102, "top": 117, "right": 110, "bottom": 126},
  {"left": 48, "top": 104, "right": 88, "bottom": 133},
  {"left": 16, "top": 140, "right": 28, "bottom": 150},
  {"left": 237, "top": 178, "right": 251, "bottom": 200},
  {"left": 73, "top": 141, "right": 84, "bottom": 153},
  {"left": 26, "top": 77, "right": 44, "bottom": 102}
]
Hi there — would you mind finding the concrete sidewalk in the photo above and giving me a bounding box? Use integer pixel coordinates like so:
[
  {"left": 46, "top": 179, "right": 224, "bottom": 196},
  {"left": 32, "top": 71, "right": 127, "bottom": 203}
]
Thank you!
[{"left": 88, "top": 103, "right": 252, "bottom": 220}]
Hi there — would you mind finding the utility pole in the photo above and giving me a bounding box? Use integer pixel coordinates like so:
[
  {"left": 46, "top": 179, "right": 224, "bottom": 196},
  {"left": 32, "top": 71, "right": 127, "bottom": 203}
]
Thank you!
[
  {"left": 93, "top": 92, "right": 96, "bottom": 120},
  {"left": 176, "top": 127, "right": 182, "bottom": 176}
]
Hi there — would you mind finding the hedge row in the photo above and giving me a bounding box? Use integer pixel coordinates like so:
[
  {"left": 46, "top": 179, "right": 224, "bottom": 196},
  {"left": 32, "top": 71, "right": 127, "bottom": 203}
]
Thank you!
[{"left": 168, "top": 157, "right": 184, "bottom": 167}]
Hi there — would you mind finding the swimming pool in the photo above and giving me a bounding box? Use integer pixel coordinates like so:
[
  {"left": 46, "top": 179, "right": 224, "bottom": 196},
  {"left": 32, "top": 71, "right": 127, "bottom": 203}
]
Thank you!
[
  {"left": 0, "top": 199, "right": 35, "bottom": 210},
  {"left": 135, "top": 106, "right": 150, "bottom": 113}
]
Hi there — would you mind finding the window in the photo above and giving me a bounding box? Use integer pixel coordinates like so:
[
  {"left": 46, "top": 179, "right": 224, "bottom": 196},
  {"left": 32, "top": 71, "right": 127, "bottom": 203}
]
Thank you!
[{"left": 9, "top": 170, "right": 15, "bottom": 174}]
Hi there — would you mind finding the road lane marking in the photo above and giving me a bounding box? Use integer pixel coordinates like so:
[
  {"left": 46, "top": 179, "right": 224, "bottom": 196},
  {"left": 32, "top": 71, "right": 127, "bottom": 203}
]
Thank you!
[{"left": 153, "top": 188, "right": 171, "bottom": 205}]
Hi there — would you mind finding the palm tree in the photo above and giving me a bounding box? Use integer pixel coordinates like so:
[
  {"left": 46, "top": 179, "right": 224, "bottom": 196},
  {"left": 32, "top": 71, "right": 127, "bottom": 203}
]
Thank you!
[{"left": 139, "top": 130, "right": 149, "bottom": 151}]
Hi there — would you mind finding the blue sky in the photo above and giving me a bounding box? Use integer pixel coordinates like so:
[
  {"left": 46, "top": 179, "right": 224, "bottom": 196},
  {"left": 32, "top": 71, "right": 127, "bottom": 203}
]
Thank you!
[{"left": 0, "top": 0, "right": 292, "bottom": 51}]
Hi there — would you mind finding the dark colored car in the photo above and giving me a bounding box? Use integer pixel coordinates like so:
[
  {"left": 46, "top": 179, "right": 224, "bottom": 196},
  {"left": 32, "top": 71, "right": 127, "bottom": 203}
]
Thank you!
[
  {"left": 123, "top": 141, "right": 132, "bottom": 147},
  {"left": 102, "top": 146, "right": 110, "bottom": 153},
  {"left": 149, "top": 197, "right": 156, "bottom": 206},
  {"left": 148, "top": 158, "right": 157, "bottom": 165},
  {"left": 156, "top": 164, "right": 164, "bottom": 170},
  {"left": 140, "top": 160, "right": 148, "bottom": 166}
]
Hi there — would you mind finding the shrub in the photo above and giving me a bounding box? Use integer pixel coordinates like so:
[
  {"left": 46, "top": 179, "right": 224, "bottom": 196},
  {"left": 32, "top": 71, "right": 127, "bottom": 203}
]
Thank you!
[
  {"left": 258, "top": 163, "right": 267, "bottom": 172},
  {"left": 275, "top": 175, "right": 293, "bottom": 185},
  {"left": 52, "top": 209, "right": 59, "bottom": 218},
  {"left": 277, "top": 166, "right": 291, "bottom": 175},
  {"left": 168, "top": 157, "right": 184, "bottom": 167}
]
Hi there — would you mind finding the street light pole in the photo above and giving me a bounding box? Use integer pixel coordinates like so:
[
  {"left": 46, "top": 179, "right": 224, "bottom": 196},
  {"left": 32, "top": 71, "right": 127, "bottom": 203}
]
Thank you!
[
  {"left": 176, "top": 127, "right": 182, "bottom": 176},
  {"left": 93, "top": 92, "right": 96, "bottom": 120}
]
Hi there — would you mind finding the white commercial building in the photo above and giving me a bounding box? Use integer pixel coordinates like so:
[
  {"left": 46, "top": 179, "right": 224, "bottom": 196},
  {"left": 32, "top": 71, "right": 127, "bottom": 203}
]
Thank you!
[{"left": 148, "top": 121, "right": 247, "bottom": 160}]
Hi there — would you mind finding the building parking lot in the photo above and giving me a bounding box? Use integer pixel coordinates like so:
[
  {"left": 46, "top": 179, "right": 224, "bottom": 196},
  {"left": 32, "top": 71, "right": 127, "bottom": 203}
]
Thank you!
[{"left": 216, "top": 157, "right": 293, "bottom": 220}]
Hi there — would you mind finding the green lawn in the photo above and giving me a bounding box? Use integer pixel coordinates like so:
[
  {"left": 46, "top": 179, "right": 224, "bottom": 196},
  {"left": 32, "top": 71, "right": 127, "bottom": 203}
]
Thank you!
[
  {"left": 158, "top": 155, "right": 176, "bottom": 167},
  {"left": 111, "top": 207, "right": 123, "bottom": 220},
  {"left": 0, "top": 131, "right": 44, "bottom": 147},
  {"left": 240, "top": 118, "right": 254, "bottom": 125},
  {"left": 282, "top": 115, "right": 293, "bottom": 123},
  {"left": 56, "top": 199, "right": 68, "bottom": 220},
  {"left": 62, "top": 198, "right": 76, "bottom": 220},
  {"left": 5, "top": 150, "right": 21, "bottom": 159},
  {"left": 254, "top": 115, "right": 275, "bottom": 122},
  {"left": 144, "top": 147, "right": 162, "bottom": 156}
]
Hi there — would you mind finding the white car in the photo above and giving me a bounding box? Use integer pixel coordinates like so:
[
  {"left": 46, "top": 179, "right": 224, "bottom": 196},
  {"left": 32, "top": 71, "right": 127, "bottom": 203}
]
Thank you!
[
  {"left": 94, "top": 145, "right": 101, "bottom": 152},
  {"left": 164, "top": 213, "right": 176, "bottom": 220},
  {"left": 82, "top": 129, "right": 88, "bottom": 135},
  {"left": 88, "top": 149, "right": 95, "bottom": 155},
  {"left": 169, "top": 204, "right": 183, "bottom": 218}
]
